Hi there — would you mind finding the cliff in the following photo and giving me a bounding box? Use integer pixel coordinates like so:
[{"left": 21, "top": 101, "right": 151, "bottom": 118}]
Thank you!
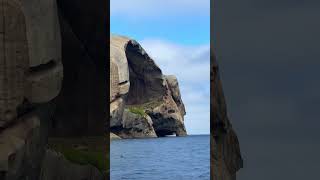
[
  {"left": 0, "top": 1, "right": 106, "bottom": 179},
  {"left": 110, "top": 35, "right": 187, "bottom": 139},
  {"left": 211, "top": 53, "right": 243, "bottom": 179}
]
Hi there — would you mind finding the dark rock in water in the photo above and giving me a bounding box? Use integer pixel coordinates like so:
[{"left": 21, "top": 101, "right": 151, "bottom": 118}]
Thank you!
[
  {"left": 110, "top": 35, "right": 187, "bottom": 138},
  {"left": 211, "top": 53, "right": 243, "bottom": 180}
]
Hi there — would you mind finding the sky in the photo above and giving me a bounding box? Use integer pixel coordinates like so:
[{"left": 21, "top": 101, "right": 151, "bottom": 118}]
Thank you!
[
  {"left": 214, "top": 0, "right": 320, "bottom": 179},
  {"left": 111, "top": 0, "right": 211, "bottom": 135}
]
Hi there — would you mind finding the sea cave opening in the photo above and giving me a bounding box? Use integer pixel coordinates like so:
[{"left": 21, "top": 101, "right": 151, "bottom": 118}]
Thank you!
[{"left": 155, "top": 130, "right": 176, "bottom": 137}]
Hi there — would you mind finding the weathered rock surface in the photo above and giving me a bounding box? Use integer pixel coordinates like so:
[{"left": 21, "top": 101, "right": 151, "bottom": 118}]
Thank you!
[
  {"left": 110, "top": 35, "right": 187, "bottom": 138},
  {"left": 211, "top": 53, "right": 243, "bottom": 180},
  {"left": 0, "top": 114, "right": 43, "bottom": 180},
  {"left": 0, "top": 0, "right": 63, "bottom": 128},
  {"left": 165, "top": 75, "right": 186, "bottom": 116},
  {"left": 40, "top": 149, "right": 104, "bottom": 180},
  {"left": 0, "top": 1, "right": 107, "bottom": 179},
  {"left": 113, "top": 109, "right": 157, "bottom": 139},
  {"left": 0, "top": 1, "right": 63, "bottom": 179},
  {"left": 110, "top": 36, "right": 130, "bottom": 129},
  {"left": 147, "top": 76, "right": 187, "bottom": 137}
]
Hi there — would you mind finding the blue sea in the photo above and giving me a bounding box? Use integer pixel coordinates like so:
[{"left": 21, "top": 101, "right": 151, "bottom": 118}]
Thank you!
[{"left": 111, "top": 135, "right": 210, "bottom": 180}]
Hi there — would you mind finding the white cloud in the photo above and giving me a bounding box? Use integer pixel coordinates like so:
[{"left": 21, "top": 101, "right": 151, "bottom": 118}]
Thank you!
[
  {"left": 184, "top": 102, "right": 210, "bottom": 135},
  {"left": 140, "top": 39, "right": 210, "bottom": 134},
  {"left": 111, "top": 0, "right": 210, "bottom": 18},
  {"left": 140, "top": 39, "right": 210, "bottom": 84}
]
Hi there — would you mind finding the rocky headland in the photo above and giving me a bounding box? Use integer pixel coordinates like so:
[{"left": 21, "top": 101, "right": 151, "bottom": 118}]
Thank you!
[{"left": 110, "top": 35, "right": 187, "bottom": 139}]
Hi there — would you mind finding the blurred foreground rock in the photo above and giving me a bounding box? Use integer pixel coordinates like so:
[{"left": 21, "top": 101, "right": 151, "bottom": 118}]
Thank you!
[
  {"left": 40, "top": 150, "right": 104, "bottom": 180},
  {"left": 0, "top": 0, "right": 107, "bottom": 179},
  {"left": 211, "top": 53, "right": 243, "bottom": 180}
]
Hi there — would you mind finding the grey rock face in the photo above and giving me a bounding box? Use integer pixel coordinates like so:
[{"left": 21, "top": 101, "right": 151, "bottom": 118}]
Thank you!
[
  {"left": 0, "top": 114, "right": 44, "bottom": 180},
  {"left": 147, "top": 77, "right": 187, "bottom": 137},
  {"left": 0, "top": 0, "right": 62, "bottom": 128},
  {"left": 116, "top": 109, "right": 157, "bottom": 139},
  {"left": 165, "top": 75, "right": 186, "bottom": 116},
  {"left": 110, "top": 36, "right": 130, "bottom": 132},
  {"left": 110, "top": 35, "right": 187, "bottom": 138},
  {"left": 21, "top": 0, "right": 63, "bottom": 104},
  {"left": 1, "top": 1, "right": 107, "bottom": 179},
  {"left": 0, "top": 1, "right": 62, "bottom": 179},
  {"left": 110, "top": 98, "right": 125, "bottom": 127}
]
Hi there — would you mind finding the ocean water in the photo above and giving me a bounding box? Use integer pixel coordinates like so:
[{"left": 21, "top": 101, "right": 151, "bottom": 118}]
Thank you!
[{"left": 111, "top": 135, "right": 210, "bottom": 180}]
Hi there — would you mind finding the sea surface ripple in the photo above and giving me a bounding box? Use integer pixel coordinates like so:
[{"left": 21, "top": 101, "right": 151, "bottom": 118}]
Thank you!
[{"left": 111, "top": 135, "right": 210, "bottom": 180}]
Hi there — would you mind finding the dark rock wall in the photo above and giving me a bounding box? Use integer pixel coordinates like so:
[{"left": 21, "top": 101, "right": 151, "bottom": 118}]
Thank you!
[
  {"left": 211, "top": 54, "right": 243, "bottom": 180},
  {"left": 126, "top": 41, "right": 166, "bottom": 105},
  {"left": 49, "top": 1, "right": 107, "bottom": 136}
]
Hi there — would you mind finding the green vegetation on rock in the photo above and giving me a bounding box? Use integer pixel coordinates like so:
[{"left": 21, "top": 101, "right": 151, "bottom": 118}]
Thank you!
[
  {"left": 127, "top": 99, "right": 163, "bottom": 111},
  {"left": 48, "top": 137, "right": 108, "bottom": 173},
  {"left": 128, "top": 107, "right": 147, "bottom": 117}
]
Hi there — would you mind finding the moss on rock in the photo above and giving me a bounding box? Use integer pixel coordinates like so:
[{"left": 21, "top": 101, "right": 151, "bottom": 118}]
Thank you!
[
  {"left": 128, "top": 107, "right": 147, "bottom": 117},
  {"left": 48, "top": 137, "right": 108, "bottom": 173}
]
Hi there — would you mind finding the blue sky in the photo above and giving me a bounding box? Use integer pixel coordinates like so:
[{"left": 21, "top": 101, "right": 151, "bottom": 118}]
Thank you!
[{"left": 111, "top": 0, "right": 210, "bottom": 135}]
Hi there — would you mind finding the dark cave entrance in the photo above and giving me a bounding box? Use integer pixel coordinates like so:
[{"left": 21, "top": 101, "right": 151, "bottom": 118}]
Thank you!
[{"left": 155, "top": 130, "right": 176, "bottom": 137}]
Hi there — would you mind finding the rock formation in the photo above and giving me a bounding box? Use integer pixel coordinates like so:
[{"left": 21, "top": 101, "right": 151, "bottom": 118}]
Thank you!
[
  {"left": 110, "top": 35, "right": 187, "bottom": 139},
  {"left": 0, "top": 1, "right": 63, "bottom": 179},
  {"left": 116, "top": 109, "right": 157, "bottom": 138},
  {"left": 0, "top": 0, "right": 63, "bottom": 129},
  {"left": 211, "top": 53, "right": 243, "bottom": 180},
  {"left": 0, "top": 1, "right": 107, "bottom": 179}
]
